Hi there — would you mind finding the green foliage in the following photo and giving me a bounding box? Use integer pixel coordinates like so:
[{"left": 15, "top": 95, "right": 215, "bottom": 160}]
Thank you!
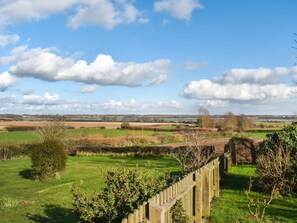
[
  {"left": 257, "top": 123, "right": 297, "bottom": 195},
  {"left": 31, "top": 139, "right": 67, "bottom": 180},
  {"left": 71, "top": 164, "right": 168, "bottom": 223},
  {"left": 170, "top": 199, "right": 189, "bottom": 223}
]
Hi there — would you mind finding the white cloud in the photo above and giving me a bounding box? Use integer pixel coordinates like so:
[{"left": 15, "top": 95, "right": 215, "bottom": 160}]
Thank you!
[
  {"left": 80, "top": 84, "right": 97, "bottom": 93},
  {"left": 0, "top": 0, "right": 146, "bottom": 29},
  {"left": 184, "top": 61, "right": 208, "bottom": 70},
  {"left": 22, "top": 92, "right": 61, "bottom": 105},
  {"left": 154, "top": 0, "right": 202, "bottom": 20},
  {"left": 4, "top": 45, "right": 171, "bottom": 87},
  {"left": 0, "top": 72, "right": 17, "bottom": 91},
  {"left": 0, "top": 34, "right": 20, "bottom": 47},
  {"left": 215, "top": 67, "right": 297, "bottom": 85},
  {"left": 149, "top": 74, "right": 168, "bottom": 85},
  {"left": 0, "top": 0, "right": 77, "bottom": 27},
  {"left": 0, "top": 95, "right": 185, "bottom": 114},
  {"left": 68, "top": 0, "right": 145, "bottom": 30},
  {"left": 182, "top": 66, "right": 297, "bottom": 106}
]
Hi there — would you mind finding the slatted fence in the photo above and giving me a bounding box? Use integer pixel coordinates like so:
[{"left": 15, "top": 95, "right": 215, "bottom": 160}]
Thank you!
[{"left": 121, "top": 153, "right": 229, "bottom": 223}]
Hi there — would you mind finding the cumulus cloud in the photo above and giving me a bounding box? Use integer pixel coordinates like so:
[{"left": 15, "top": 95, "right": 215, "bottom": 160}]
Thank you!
[
  {"left": 68, "top": 0, "right": 146, "bottom": 30},
  {"left": 184, "top": 61, "right": 208, "bottom": 70},
  {"left": 0, "top": 72, "right": 17, "bottom": 91},
  {"left": 215, "top": 67, "right": 297, "bottom": 85},
  {"left": 0, "top": 0, "right": 145, "bottom": 29},
  {"left": 182, "top": 66, "right": 297, "bottom": 106},
  {"left": 3, "top": 45, "right": 171, "bottom": 87},
  {"left": 22, "top": 92, "right": 61, "bottom": 105},
  {"left": 154, "top": 0, "right": 202, "bottom": 20},
  {"left": 80, "top": 84, "right": 97, "bottom": 93},
  {"left": 0, "top": 34, "right": 20, "bottom": 47}
]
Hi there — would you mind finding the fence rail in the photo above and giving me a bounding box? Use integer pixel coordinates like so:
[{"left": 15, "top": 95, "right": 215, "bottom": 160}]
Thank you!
[{"left": 121, "top": 153, "right": 229, "bottom": 223}]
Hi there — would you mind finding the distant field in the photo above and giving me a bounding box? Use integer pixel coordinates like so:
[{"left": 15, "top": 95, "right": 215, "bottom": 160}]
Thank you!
[
  {"left": 0, "top": 128, "right": 174, "bottom": 145},
  {"left": 0, "top": 155, "right": 180, "bottom": 223},
  {"left": 0, "top": 121, "right": 175, "bottom": 131}
]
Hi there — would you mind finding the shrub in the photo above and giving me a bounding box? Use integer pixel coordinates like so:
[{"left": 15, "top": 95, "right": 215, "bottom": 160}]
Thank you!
[
  {"left": 120, "top": 122, "right": 130, "bottom": 129},
  {"left": 257, "top": 123, "right": 297, "bottom": 195},
  {"left": 71, "top": 164, "right": 168, "bottom": 222},
  {"left": 31, "top": 139, "right": 67, "bottom": 180},
  {"left": 170, "top": 199, "right": 189, "bottom": 223}
]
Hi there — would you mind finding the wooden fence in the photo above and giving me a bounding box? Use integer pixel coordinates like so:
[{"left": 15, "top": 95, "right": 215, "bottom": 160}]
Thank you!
[{"left": 121, "top": 154, "right": 229, "bottom": 223}]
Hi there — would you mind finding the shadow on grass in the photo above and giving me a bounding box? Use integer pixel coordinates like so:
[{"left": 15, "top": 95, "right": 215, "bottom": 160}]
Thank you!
[
  {"left": 222, "top": 174, "right": 264, "bottom": 194},
  {"left": 222, "top": 173, "right": 251, "bottom": 191},
  {"left": 19, "top": 169, "right": 33, "bottom": 180},
  {"left": 27, "top": 204, "right": 78, "bottom": 223}
]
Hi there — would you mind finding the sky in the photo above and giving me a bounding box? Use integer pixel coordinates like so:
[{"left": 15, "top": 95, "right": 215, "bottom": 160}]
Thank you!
[{"left": 0, "top": 0, "right": 297, "bottom": 115}]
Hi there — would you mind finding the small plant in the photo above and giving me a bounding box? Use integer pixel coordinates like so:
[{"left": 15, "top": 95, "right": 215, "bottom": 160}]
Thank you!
[
  {"left": 170, "top": 199, "right": 189, "bottom": 223},
  {"left": 0, "top": 197, "right": 19, "bottom": 208},
  {"left": 245, "top": 178, "right": 275, "bottom": 223}
]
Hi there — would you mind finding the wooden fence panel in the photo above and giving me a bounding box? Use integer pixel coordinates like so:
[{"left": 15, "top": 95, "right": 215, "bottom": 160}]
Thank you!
[{"left": 121, "top": 155, "right": 227, "bottom": 223}]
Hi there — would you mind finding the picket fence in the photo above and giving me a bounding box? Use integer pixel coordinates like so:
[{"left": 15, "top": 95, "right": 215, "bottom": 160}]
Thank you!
[{"left": 121, "top": 154, "right": 229, "bottom": 223}]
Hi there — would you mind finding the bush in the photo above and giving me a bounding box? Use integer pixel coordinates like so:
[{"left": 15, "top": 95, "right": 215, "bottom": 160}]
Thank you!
[
  {"left": 257, "top": 123, "right": 297, "bottom": 195},
  {"left": 71, "top": 164, "right": 168, "bottom": 222},
  {"left": 170, "top": 199, "right": 189, "bottom": 223},
  {"left": 31, "top": 139, "right": 67, "bottom": 180},
  {"left": 120, "top": 122, "right": 130, "bottom": 129}
]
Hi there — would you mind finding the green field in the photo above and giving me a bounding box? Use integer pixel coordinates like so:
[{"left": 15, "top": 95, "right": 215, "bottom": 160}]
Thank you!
[
  {"left": 210, "top": 165, "right": 297, "bottom": 222},
  {"left": 0, "top": 128, "right": 173, "bottom": 145},
  {"left": 0, "top": 155, "right": 180, "bottom": 223}
]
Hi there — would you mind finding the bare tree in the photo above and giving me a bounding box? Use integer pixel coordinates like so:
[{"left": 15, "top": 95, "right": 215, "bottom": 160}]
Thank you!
[
  {"left": 198, "top": 107, "right": 213, "bottom": 128},
  {"left": 172, "top": 132, "right": 215, "bottom": 173}
]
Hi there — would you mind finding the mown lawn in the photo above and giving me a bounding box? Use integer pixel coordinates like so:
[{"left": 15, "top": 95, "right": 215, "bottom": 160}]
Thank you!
[
  {"left": 0, "top": 155, "right": 180, "bottom": 223},
  {"left": 210, "top": 165, "right": 297, "bottom": 222},
  {"left": 0, "top": 128, "right": 173, "bottom": 145}
]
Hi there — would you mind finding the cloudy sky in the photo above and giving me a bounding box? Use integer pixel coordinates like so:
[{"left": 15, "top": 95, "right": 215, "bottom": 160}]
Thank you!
[{"left": 0, "top": 0, "right": 297, "bottom": 115}]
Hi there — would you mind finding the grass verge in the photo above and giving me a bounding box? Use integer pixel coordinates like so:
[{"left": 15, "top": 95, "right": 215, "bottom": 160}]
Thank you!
[
  {"left": 0, "top": 155, "right": 180, "bottom": 223},
  {"left": 210, "top": 165, "right": 297, "bottom": 222}
]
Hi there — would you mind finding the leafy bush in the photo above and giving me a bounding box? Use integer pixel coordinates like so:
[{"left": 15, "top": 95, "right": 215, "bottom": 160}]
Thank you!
[
  {"left": 71, "top": 164, "right": 168, "bottom": 222},
  {"left": 170, "top": 199, "right": 189, "bottom": 223},
  {"left": 31, "top": 139, "right": 67, "bottom": 180},
  {"left": 120, "top": 122, "right": 130, "bottom": 129},
  {"left": 257, "top": 123, "right": 297, "bottom": 195}
]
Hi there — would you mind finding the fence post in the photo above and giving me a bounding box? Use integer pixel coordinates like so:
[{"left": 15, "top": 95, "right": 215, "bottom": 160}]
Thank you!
[
  {"left": 148, "top": 198, "right": 165, "bottom": 223},
  {"left": 195, "top": 169, "right": 203, "bottom": 223},
  {"left": 202, "top": 166, "right": 211, "bottom": 218},
  {"left": 214, "top": 158, "right": 220, "bottom": 197}
]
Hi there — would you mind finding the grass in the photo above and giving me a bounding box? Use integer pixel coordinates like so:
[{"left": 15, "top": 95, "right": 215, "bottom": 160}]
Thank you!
[
  {"left": 210, "top": 165, "right": 297, "bottom": 222},
  {"left": 0, "top": 128, "right": 173, "bottom": 145},
  {"left": 0, "top": 155, "right": 180, "bottom": 223}
]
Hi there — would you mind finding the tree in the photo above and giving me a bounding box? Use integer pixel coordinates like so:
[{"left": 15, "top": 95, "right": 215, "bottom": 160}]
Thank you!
[
  {"left": 172, "top": 133, "right": 214, "bottom": 173},
  {"left": 198, "top": 107, "right": 213, "bottom": 128},
  {"left": 224, "top": 111, "right": 237, "bottom": 131}
]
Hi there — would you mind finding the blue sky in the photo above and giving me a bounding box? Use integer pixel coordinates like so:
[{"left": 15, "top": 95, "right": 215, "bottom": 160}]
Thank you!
[{"left": 0, "top": 0, "right": 297, "bottom": 115}]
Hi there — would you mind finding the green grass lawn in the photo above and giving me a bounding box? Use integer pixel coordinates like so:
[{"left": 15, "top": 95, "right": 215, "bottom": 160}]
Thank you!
[
  {"left": 0, "top": 128, "right": 173, "bottom": 145},
  {"left": 210, "top": 165, "right": 297, "bottom": 222},
  {"left": 0, "top": 155, "right": 180, "bottom": 223}
]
